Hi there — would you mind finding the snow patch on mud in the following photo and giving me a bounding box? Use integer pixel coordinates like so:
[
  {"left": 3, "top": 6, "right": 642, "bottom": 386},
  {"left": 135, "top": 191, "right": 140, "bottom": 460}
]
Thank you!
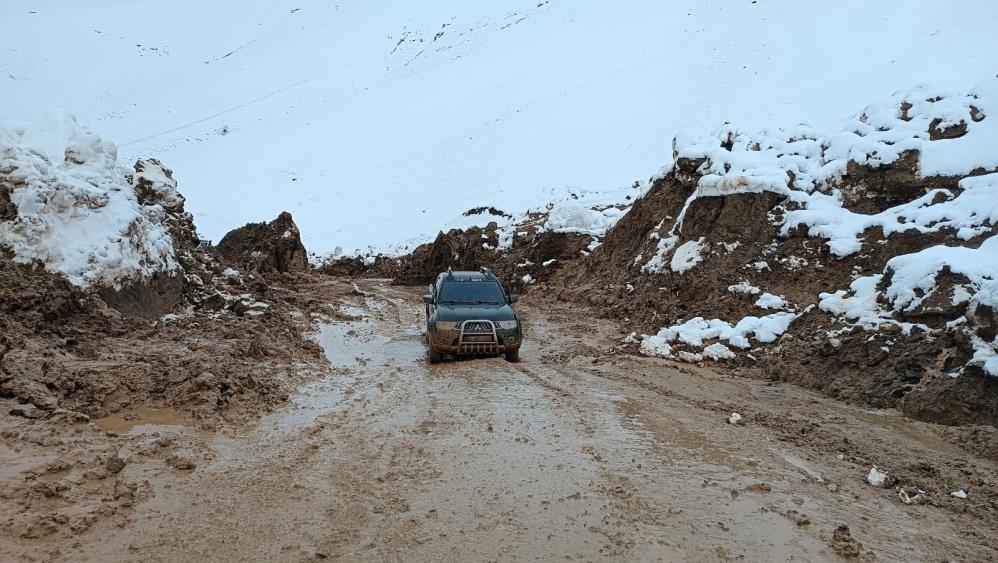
[{"left": 640, "top": 312, "right": 799, "bottom": 360}]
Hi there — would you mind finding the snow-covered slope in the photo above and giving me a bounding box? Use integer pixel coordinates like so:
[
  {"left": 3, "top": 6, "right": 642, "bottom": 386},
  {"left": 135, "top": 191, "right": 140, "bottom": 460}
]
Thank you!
[
  {"left": 616, "top": 78, "right": 998, "bottom": 377},
  {"left": 2, "top": 1, "right": 996, "bottom": 254}
]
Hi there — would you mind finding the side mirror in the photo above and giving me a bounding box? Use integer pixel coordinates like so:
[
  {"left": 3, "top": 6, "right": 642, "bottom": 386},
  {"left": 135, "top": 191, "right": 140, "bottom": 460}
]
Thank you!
[
  {"left": 423, "top": 294, "right": 433, "bottom": 304},
  {"left": 508, "top": 294, "right": 520, "bottom": 304}
]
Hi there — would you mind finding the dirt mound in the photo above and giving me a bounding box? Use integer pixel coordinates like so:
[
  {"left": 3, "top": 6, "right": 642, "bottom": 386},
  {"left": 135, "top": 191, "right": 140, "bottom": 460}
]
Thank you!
[
  {"left": 557, "top": 167, "right": 996, "bottom": 425},
  {"left": 0, "top": 250, "right": 326, "bottom": 424},
  {"left": 1, "top": 155, "right": 328, "bottom": 426},
  {"left": 320, "top": 219, "right": 592, "bottom": 294},
  {"left": 1, "top": 117, "right": 186, "bottom": 297},
  {"left": 549, "top": 166, "right": 994, "bottom": 426},
  {"left": 95, "top": 158, "right": 237, "bottom": 319},
  {"left": 216, "top": 211, "right": 309, "bottom": 274}
]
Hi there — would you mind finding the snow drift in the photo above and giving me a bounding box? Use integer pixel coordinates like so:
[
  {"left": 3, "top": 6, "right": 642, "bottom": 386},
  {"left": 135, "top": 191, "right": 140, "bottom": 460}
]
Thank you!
[{"left": 0, "top": 114, "right": 179, "bottom": 288}]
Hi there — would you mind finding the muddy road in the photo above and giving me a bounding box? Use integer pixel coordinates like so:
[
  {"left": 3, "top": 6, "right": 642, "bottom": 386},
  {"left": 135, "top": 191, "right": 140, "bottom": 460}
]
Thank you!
[{"left": 5, "top": 279, "right": 996, "bottom": 562}]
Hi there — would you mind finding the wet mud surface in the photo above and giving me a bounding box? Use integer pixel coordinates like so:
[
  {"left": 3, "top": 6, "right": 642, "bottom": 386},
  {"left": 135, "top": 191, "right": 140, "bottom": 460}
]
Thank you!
[{"left": 2, "top": 279, "right": 996, "bottom": 561}]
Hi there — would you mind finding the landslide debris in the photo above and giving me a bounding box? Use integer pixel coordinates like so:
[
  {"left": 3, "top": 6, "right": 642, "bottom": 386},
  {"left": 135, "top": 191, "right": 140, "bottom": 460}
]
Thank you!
[
  {"left": 323, "top": 221, "right": 590, "bottom": 293},
  {"left": 0, "top": 120, "right": 334, "bottom": 553},
  {"left": 216, "top": 211, "right": 309, "bottom": 274},
  {"left": 1, "top": 119, "right": 326, "bottom": 427},
  {"left": 556, "top": 80, "right": 998, "bottom": 427},
  {"left": 319, "top": 193, "right": 634, "bottom": 295}
]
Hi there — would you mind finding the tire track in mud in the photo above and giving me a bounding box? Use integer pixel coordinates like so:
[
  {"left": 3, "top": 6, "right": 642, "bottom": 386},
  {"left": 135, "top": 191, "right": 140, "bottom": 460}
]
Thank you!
[
  {"left": 339, "top": 283, "right": 638, "bottom": 559},
  {"left": 506, "top": 361, "right": 683, "bottom": 559},
  {"left": 504, "top": 356, "right": 836, "bottom": 559}
]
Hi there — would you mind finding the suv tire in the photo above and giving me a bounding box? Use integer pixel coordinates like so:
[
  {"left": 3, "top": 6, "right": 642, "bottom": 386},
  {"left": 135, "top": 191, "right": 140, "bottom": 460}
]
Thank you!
[{"left": 427, "top": 346, "right": 443, "bottom": 364}]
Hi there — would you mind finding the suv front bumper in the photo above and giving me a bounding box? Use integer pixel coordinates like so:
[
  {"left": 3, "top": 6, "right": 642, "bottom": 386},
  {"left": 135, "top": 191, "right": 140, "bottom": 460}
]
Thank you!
[
  {"left": 429, "top": 341, "right": 521, "bottom": 356},
  {"left": 429, "top": 320, "right": 521, "bottom": 356}
]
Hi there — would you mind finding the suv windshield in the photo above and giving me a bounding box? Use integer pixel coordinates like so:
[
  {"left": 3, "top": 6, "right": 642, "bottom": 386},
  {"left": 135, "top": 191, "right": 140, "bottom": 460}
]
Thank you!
[{"left": 438, "top": 281, "right": 506, "bottom": 305}]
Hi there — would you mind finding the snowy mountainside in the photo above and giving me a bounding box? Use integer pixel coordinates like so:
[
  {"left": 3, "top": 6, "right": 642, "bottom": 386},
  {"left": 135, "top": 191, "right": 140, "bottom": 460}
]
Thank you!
[{"left": 2, "top": 1, "right": 996, "bottom": 254}]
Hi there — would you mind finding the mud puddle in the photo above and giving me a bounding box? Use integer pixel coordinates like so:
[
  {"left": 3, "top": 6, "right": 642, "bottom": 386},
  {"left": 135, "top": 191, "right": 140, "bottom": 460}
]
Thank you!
[
  {"left": 312, "top": 307, "right": 424, "bottom": 369},
  {"left": 209, "top": 298, "right": 425, "bottom": 464},
  {"left": 94, "top": 408, "right": 188, "bottom": 435}
]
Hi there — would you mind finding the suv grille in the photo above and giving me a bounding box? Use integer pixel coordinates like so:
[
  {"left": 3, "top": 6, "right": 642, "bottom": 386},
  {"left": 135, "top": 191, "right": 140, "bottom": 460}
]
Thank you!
[
  {"left": 461, "top": 321, "right": 494, "bottom": 333},
  {"left": 459, "top": 320, "right": 498, "bottom": 354}
]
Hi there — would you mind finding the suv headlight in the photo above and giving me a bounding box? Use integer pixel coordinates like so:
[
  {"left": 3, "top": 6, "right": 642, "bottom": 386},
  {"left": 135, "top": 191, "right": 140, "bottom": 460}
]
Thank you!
[
  {"left": 435, "top": 321, "right": 458, "bottom": 330},
  {"left": 496, "top": 320, "right": 519, "bottom": 330}
]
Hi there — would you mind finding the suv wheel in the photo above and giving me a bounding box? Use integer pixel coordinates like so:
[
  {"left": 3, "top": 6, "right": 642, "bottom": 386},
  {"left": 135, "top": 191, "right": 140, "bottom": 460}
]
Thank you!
[
  {"left": 427, "top": 347, "right": 443, "bottom": 364},
  {"left": 505, "top": 348, "right": 520, "bottom": 363}
]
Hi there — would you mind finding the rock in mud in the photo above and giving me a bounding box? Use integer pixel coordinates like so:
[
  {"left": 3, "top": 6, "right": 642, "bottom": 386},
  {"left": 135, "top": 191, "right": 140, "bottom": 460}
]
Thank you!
[
  {"left": 166, "top": 454, "right": 197, "bottom": 471},
  {"left": 92, "top": 158, "right": 217, "bottom": 318},
  {"left": 829, "top": 524, "right": 863, "bottom": 558},
  {"left": 105, "top": 455, "right": 127, "bottom": 475}
]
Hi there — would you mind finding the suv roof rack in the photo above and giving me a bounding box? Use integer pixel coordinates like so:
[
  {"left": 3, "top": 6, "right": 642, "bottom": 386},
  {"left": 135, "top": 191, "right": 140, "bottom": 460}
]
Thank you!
[{"left": 479, "top": 266, "right": 494, "bottom": 279}]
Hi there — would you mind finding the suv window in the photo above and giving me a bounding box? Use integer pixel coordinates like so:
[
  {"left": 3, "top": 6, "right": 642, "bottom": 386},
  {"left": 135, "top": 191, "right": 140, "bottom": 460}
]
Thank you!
[{"left": 438, "top": 281, "right": 506, "bottom": 305}]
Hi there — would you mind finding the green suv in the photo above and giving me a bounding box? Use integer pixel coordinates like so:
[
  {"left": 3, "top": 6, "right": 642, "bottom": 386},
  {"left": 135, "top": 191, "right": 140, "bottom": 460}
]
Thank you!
[{"left": 423, "top": 268, "right": 523, "bottom": 363}]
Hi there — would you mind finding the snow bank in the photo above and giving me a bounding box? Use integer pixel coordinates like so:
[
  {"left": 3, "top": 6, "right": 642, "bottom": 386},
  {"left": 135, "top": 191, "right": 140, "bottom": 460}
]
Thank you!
[
  {"left": 543, "top": 201, "right": 621, "bottom": 237},
  {"left": 674, "top": 80, "right": 998, "bottom": 201},
  {"left": 489, "top": 187, "right": 642, "bottom": 254},
  {"left": 640, "top": 311, "right": 798, "bottom": 360},
  {"left": 0, "top": 114, "right": 178, "bottom": 288},
  {"left": 883, "top": 236, "right": 998, "bottom": 313},
  {"left": 784, "top": 173, "right": 998, "bottom": 257},
  {"left": 643, "top": 79, "right": 998, "bottom": 272}
]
